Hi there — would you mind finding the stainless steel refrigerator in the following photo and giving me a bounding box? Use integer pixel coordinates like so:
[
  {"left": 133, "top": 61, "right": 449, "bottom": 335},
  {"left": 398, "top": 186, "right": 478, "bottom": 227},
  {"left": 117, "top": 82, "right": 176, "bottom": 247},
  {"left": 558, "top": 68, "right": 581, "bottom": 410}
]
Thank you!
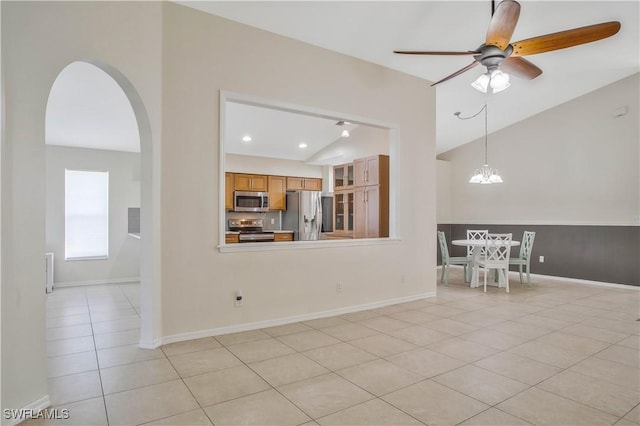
[{"left": 282, "top": 191, "right": 322, "bottom": 241}]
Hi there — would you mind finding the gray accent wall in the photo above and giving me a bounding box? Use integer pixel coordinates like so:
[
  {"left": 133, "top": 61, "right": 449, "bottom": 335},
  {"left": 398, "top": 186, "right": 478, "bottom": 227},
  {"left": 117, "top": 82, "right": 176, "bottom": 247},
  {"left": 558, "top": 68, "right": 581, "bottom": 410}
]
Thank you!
[{"left": 437, "top": 224, "right": 639, "bottom": 287}]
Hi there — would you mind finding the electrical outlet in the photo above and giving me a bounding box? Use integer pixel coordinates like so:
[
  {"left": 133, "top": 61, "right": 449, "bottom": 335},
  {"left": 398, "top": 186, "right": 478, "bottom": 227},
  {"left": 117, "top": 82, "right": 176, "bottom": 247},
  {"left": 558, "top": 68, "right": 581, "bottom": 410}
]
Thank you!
[
  {"left": 539, "top": 256, "right": 545, "bottom": 263},
  {"left": 336, "top": 282, "right": 342, "bottom": 293},
  {"left": 270, "top": 218, "right": 275, "bottom": 225}
]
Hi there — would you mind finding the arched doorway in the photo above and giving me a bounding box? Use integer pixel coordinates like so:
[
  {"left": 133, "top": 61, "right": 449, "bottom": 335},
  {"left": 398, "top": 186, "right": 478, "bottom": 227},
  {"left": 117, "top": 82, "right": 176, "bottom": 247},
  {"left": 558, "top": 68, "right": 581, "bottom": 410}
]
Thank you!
[{"left": 45, "top": 60, "right": 158, "bottom": 349}]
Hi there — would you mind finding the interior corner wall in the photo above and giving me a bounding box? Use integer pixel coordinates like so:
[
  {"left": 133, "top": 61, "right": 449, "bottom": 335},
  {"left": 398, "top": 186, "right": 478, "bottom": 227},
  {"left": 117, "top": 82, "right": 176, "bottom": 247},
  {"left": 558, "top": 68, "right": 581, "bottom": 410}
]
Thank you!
[
  {"left": 436, "top": 159, "right": 452, "bottom": 224},
  {"left": 1, "top": 1, "right": 163, "bottom": 416},
  {"left": 45, "top": 145, "right": 141, "bottom": 286},
  {"left": 160, "top": 3, "right": 436, "bottom": 337}
]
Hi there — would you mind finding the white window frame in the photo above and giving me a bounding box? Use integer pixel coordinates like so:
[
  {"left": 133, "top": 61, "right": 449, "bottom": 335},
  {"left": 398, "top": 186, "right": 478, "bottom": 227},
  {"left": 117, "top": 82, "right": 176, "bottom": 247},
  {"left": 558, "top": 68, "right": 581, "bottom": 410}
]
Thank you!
[{"left": 65, "top": 169, "right": 110, "bottom": 260}]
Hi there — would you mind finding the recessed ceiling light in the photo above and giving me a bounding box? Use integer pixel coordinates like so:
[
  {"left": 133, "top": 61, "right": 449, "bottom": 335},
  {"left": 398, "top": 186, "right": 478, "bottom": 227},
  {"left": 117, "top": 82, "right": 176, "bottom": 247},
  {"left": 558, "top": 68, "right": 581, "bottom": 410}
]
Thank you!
[
  {"left": 242, "top": 135, "right": 252, "bottom": 142},
  {"left": 298, "top": 142, "right": 308, "bottom": 148}
]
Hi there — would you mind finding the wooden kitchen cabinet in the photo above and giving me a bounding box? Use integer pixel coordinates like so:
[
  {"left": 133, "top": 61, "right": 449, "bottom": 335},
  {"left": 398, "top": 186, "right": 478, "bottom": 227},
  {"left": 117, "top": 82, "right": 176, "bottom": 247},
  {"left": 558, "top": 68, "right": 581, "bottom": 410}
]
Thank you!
[
  {"left": 274, "top": 232, "right": 294, "bottom": 242},
  {"left": 234, "top": 173, "right": 268, "bottom": 192},
  {"left": 353, "top": 154, "right": 389, "bottom": 238},
  {"left": 225, "top": 172, "right": 235, "bottom": 211},
  {"left": 225, "top": 233, "right": 239, "bottom": 244},
  {"left": 333, "top": 163, "right": 354, "bottom": 190},
  {"left": 354, "top": 155, "right": 389, "bottom": 187},
  {"left": 333, "top": 190, "right": 354, "bottom": 237},
  {"left": 268, "top": 176, "right": 286, "bottom": 210},
  {"left": 286, "top": 177, "right": 322, "bottom": 191},
  {"left": 354, "top": 185, "right": 388, "bottom": 238}
]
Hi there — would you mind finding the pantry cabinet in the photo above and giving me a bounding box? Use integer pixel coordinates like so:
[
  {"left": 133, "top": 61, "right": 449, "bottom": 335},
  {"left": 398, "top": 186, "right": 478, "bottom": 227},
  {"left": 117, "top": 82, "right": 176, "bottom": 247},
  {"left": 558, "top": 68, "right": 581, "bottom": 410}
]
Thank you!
[
  {"left": 353, "top": 155, "right": 389, "bottom": 238},
  {"left": 286, "top": 176, "right": 322, "bottom": 191},
  {"left": 268, "top": 176, "right": 287, "bottom": 211},
  {"left": 354, "top": 185, "right": 388, "bottom": 238},
  {"left": 354, "top": 155, "right": 388, "bottom": 187}
]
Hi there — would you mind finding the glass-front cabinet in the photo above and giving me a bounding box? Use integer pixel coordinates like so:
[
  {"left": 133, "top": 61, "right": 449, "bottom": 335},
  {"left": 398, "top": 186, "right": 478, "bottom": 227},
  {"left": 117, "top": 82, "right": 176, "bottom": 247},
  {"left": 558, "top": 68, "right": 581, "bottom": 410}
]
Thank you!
[
  {"left": 334, "top": 163, "right": 354, "bottom": 190},
  {"left": 333, "top": 190, "right": 354, "bottom": 236}
]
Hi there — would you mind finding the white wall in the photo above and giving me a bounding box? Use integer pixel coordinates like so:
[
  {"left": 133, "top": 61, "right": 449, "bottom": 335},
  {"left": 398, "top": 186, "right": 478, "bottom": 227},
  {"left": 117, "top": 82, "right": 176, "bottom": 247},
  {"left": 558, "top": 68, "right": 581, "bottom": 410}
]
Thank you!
[
  {"left": 45, "top": 146, "right": 140, "bottom": 286},
  {"left": 161, "top": 3, "right": 436, "bottom": 337},
  {"left": 2, "top": 1, "right": 163, "bottom": 415},
  {"left": 439, "top": 73, "right": 640, "bottom": 226},
  {"left": 226, "top": 154, "right": 323, "bottom": 178},
  {"left": 1, "top": 1, "right": 437, "bottom": 413}
]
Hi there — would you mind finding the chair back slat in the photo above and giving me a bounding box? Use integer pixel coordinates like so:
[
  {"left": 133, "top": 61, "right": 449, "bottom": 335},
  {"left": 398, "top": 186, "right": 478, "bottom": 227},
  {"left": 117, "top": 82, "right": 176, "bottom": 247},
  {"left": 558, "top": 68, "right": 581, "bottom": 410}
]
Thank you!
[
  {"left": 467, "top": 229, "right": 488, "bottom": 256},
  {"left": 519, "top": 231, "right": 536, "bottom": 260},
  {"left": 485, "top": 233, "right": 512, "bottom": 264},
  {"left": 437, "top": 231, "right": 450, "bottom": 262}
]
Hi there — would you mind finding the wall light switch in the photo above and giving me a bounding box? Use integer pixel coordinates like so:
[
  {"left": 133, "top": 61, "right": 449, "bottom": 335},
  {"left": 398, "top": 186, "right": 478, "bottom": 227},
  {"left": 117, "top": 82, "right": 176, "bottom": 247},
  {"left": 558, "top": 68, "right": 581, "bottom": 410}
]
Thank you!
[{"left": 539, "top": 256, "right": 545, "bottom": 263}]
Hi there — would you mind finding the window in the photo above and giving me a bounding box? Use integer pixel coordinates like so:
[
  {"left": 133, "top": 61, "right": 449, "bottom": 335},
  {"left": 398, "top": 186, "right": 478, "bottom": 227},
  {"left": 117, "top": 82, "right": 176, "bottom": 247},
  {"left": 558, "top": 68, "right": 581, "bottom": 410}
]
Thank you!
[{"left": 65, "top": 169, "right": 109, "bottom": 259}]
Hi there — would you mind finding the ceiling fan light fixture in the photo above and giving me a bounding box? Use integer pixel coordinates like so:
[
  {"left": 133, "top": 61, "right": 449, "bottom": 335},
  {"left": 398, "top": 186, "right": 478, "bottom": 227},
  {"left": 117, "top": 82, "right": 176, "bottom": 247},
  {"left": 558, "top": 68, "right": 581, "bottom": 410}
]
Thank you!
[
  {"left": 471, "top": 73, "right": 490, "bottom": 93},
  {"left": 489, "top": 69, "right": 510, "bottom": 93}
]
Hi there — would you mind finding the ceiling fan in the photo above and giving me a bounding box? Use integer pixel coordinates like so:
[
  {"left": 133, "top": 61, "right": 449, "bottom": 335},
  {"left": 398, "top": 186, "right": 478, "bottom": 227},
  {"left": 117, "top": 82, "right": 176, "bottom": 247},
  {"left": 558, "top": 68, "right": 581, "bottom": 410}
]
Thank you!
[{"left": 394, "top": 0, "right": 621, "bottom": 92}]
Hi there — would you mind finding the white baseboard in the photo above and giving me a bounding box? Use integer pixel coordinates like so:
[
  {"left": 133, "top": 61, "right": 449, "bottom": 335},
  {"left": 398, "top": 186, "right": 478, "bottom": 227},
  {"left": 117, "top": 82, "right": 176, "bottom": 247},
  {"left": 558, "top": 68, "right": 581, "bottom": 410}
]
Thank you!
[
  {"left": 150, "top": 292, "right": 436, "bottom": 348},
  {"left": 4, "top": 394, "right": 51, "bottom": 426},
  {"left": 528, "top": 273, "right": 639, "bottom": 290},
  {"left": 437, "top": 265, "right": 638, "bottom": 290},
  {"left": 138, "top": 338, "right": 163, "bottom": 350},
  {"left": 54, "top": 277, "right": 140, "bottom": 288}
]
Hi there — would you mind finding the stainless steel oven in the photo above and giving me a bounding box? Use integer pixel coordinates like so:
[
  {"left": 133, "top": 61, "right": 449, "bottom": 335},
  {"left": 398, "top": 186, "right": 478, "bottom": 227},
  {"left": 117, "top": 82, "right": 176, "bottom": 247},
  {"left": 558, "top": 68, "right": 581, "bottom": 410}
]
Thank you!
[
  {"left": 228, "top": 218, "right": 274, "bottom": 243},
  {"left": 234, "top": 191, "right": 269, "bottom": 212}
]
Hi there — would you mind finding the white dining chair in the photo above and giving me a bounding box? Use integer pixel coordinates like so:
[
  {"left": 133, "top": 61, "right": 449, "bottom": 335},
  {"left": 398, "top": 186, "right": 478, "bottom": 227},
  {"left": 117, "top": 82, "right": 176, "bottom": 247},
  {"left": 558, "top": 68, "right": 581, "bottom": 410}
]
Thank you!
[
  {"left": 509, "top": 231, "right": 536, "bottom": 287},
  {"left": 437, "top": 231, "right": 470, "bottom": 286},
  {"left": 466, "top": 229, "right": 488, "bottom": 281},
  {"left": 476, "top": 233, "right": 512, "bottom": 293}
]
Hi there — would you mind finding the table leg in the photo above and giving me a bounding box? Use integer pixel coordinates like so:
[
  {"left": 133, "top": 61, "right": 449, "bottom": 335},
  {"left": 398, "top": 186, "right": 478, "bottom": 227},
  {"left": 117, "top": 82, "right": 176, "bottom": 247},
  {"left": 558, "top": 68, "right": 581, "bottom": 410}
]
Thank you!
[{"left": 469, "top": 250, "right": 481, "bottom": 288}]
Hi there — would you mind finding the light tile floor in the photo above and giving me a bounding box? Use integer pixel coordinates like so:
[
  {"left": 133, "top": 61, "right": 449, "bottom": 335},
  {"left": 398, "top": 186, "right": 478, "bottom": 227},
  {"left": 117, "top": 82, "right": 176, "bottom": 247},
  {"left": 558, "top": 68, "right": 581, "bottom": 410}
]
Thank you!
[{"left": 25, "top": 269, "right": 640, "bottom": 425}]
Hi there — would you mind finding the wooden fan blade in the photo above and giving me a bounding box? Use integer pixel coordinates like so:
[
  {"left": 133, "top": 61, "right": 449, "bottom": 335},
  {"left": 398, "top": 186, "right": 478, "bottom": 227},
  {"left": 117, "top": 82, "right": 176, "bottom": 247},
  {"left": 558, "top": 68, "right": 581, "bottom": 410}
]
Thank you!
[
  {"left": 394, "top": 50, "right": 480, "bottom": 56},
  {"left": 511, "top": 21, "right": 621, "bottom": 57},
  {"left": 431, "top": 62, "right": 479, "bottom": 86},
  {"left": 500, "top": 57, "right": 542, "bottom": 80},
  {"left": 486, "top": 0, "right": 521, "bottom": 50}
]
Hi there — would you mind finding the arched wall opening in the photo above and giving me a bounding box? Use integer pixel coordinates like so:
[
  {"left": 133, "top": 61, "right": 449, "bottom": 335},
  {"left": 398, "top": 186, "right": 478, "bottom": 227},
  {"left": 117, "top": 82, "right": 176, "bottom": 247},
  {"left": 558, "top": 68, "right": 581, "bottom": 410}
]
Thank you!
[{"left": 44, "top": 60, "right": 158, "bottom": 347}]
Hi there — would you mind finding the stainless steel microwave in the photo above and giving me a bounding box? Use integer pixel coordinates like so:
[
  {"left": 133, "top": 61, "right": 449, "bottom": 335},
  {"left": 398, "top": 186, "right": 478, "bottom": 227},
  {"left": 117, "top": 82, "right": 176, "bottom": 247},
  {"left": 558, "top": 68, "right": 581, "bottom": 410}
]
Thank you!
[{"left": 234, "top": 191, "right": 269, "bottom": 212}]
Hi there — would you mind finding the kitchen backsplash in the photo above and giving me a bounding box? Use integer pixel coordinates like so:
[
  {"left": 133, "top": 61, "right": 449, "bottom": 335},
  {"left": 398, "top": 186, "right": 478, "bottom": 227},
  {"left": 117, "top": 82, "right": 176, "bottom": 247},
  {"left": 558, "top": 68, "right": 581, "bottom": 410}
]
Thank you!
[{"left": 226, "top": 211, "right": 282, "bottom": 231}]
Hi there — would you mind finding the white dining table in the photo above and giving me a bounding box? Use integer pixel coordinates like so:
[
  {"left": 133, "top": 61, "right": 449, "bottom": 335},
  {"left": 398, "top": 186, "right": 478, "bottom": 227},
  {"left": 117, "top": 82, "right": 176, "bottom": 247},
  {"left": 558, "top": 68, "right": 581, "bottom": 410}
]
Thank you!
[{"left": 452, "top": 239, "right": 520, "bottom": 288}]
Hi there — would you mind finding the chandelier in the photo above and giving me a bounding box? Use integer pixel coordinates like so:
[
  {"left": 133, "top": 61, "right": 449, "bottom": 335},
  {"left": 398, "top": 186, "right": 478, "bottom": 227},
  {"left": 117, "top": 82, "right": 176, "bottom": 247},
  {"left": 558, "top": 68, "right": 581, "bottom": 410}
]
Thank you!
[{"left": 454, "top": 104, "right": 503, "bottom": 185}]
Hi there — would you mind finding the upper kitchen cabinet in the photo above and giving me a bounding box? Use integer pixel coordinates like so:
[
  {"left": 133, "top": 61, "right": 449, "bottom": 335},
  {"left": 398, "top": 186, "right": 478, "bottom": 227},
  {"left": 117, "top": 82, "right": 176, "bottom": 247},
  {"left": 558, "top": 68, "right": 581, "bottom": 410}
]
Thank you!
[
  {"left": 354, "top": 155, "right": 389, "bottom": 187},
  {"left": 234, "top": 173, "right": 268, "bottom": 192},
  {"left": 225, "top": 172, "right": 235, "bottom": 211},
  {"left": 286, "top": 177, "right": 322, "bottom": 191},
  {"left": 268, "top": 175, "right": 287, "bottom": 210},
  {"left": 333, "top": 163, "right": 354, "bottom": 190}
]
